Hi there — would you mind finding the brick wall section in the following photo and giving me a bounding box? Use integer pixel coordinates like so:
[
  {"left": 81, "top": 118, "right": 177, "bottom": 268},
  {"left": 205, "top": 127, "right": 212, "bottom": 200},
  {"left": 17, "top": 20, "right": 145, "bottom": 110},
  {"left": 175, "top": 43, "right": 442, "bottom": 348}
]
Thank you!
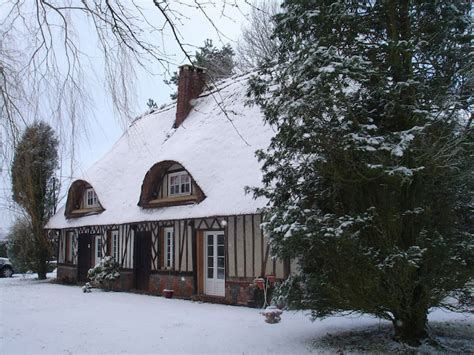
[
  {"left": 149, "top": 274, "right": 194, "bottom": 298},
  {"left": 57, "top": 265, "right": 77, "bottom": 283},
  {"left": 175, "top": 65, "right": 206, "bottom": 127},
  {"left": 111, "top": 270, "right": 134, "bottom": 291},
  {"left": 225, "top": 278, "right": 255, "bottom": 306},
  {"left": 57, "top": 266, "right": 259, "bottom": 307}
]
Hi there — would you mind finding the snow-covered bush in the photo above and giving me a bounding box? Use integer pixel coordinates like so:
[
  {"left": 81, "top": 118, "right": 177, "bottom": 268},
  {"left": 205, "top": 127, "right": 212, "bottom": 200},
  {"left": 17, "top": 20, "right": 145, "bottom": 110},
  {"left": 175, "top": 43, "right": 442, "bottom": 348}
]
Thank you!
[
  {"left": 82, "top": 282, "right": 92, "bottom": 293},
  {"left": 87, "top": 256, "right": 120, "bottom": 291}
]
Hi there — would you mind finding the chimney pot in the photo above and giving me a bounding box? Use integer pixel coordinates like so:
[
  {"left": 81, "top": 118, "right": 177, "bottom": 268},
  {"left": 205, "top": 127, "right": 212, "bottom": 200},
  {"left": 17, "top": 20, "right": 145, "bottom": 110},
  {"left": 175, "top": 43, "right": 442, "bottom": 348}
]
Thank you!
[{"left": 175, "top": 65, "right": 206, "bottom": 128}]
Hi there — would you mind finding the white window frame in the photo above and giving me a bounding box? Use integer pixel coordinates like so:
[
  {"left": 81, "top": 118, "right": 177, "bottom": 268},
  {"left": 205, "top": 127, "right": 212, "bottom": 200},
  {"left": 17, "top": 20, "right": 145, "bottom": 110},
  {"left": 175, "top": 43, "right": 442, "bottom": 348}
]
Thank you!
[
  {"left": 84, "top": 188, "right": 99, "bottom": 208},
  {"left": 167, "top": 171, "right": 191, "bottom": 197},
  {"left": 164, "top": 227, "right": 174, "bottom": 269},
  {"left": 111, "top": 230, "right": 119, "bottom": 262},
  {"left": 95, "top": 235, "right": 103, "bottom": 265}
]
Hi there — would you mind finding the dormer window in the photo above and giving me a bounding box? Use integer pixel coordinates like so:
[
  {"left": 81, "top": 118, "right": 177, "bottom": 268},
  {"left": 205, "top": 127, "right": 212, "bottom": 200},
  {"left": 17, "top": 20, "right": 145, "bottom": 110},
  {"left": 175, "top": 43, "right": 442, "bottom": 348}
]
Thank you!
[
  {"left": 84, "top": 188, "right": 99, "bottom": 208},
  {"left": 169, "top": 171, "right": 191, "bottom": 196},
  {"left": 138, "top": 160, "right": 206, "bottom": 209},
  {"left": 64, "top": 180, "right": 105, "bottom": 218}
]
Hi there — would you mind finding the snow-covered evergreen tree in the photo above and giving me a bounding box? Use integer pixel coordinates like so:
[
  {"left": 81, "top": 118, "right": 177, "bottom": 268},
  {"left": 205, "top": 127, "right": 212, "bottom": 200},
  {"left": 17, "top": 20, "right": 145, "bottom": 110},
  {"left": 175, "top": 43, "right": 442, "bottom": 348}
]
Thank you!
[
  {"left": 164, "top": 39, "right": 235, "bottom": 99},
  {"left": 250, "top": 0, "right": 473, "bottom": 346}
]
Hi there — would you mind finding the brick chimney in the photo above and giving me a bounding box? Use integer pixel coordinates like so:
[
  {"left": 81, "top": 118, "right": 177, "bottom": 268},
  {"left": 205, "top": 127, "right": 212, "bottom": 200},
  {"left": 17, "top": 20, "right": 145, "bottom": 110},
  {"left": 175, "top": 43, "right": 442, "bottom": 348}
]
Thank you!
[{"left": 175, "top": 64, "right": 206, "bottom": 128}]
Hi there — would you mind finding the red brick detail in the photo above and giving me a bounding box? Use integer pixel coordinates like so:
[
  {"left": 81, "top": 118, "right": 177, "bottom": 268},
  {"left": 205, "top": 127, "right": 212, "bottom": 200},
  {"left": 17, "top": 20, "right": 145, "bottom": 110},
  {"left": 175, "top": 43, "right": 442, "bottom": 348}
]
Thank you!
[
  {"left": 225, "top": 278, "right": 254, "bottom": 305},
  {"left": 175, "top": 65, "right": 206, "bottom": 127},
  {"left": 149, "top": 274, "right": 194, "bottom": 298},
  {"left": 111, "top": 270, "right": 134, "bottom": 291}
]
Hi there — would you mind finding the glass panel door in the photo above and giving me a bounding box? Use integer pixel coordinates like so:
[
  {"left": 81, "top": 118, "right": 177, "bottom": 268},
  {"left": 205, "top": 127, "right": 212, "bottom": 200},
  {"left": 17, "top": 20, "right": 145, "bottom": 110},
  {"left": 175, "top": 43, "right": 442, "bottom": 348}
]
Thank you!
[{"left": 205, "top": 231, "right": 225, "bottom": 296}]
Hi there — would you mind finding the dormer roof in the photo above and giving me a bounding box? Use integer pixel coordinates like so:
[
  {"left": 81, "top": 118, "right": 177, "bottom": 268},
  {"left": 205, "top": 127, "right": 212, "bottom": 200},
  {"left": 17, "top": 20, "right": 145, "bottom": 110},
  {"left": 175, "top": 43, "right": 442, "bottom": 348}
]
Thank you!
[
  {"left": 64, "top": 180, "right": 105, "bottom": 218},
  {"left": 138, "top": 160, "right": 206, "bottom": 208}
]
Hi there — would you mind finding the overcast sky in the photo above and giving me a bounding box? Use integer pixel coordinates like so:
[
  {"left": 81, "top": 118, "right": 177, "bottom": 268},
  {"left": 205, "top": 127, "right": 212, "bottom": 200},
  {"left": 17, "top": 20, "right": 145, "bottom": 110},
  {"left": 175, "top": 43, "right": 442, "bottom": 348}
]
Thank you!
[{"left": 0, "top": 1, "right": 256, "bottom": 236}]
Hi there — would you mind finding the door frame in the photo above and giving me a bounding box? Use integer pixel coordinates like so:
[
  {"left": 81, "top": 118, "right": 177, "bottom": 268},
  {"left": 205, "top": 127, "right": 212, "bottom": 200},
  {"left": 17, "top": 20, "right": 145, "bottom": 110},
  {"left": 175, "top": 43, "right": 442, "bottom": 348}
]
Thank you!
[
  {"left": 133, "top": 231, "right": 151, "bottom": 290},
  {"left": 204, "top": 230, "right": 225, "bottom": 297},
  {"left": 77, "top": 234, "right": 94, "bottom": 282}
]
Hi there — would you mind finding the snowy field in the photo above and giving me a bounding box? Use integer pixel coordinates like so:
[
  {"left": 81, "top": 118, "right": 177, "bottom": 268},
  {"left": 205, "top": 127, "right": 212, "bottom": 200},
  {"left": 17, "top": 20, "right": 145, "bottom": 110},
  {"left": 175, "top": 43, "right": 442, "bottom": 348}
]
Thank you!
[{"left": 1, "top": 274, "right": 472, "bottom": 354}]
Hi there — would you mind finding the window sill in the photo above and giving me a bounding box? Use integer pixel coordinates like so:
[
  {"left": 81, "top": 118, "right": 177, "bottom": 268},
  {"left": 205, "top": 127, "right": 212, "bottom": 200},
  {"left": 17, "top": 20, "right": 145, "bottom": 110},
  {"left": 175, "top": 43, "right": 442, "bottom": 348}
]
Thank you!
[
  {"left": 143, "top": 195, "right": 199, "bottom": 208},
  {"left": 71, "top": 207, "right": 103, "bottom": 214},
  {"left": 66, "top": 207, "right": 104, "bottom": 218}
]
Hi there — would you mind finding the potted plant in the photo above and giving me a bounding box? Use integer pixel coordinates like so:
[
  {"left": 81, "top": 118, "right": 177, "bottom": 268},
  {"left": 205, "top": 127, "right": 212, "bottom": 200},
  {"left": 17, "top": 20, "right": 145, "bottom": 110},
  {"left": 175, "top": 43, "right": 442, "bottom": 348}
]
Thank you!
[
  {"left": 266, "top": 274, "right": 276, "bottom": 284},
  {"left": 163, "top": 289, "right": 174, "bottom": 298},
  {"left": 254, "top": 277, "right": 265, "bottom": 290}
]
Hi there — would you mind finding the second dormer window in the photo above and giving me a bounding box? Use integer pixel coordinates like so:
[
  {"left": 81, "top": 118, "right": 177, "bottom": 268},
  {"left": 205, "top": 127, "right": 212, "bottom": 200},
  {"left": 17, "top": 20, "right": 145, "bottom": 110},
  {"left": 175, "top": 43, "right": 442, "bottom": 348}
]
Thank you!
[
  {"left": 84, "top": 188, "right": 99, "bottom": 208},
  {"left": 168, "top": 171, "right": 191, "bottom": 196}
]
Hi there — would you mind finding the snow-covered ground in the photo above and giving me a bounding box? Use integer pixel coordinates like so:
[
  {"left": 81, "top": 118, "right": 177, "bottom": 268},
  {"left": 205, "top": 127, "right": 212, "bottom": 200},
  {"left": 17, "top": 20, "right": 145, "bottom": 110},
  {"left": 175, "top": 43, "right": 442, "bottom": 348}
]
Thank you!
[{"left": 1, "top": 275, "right": 472, "bottom": 354}]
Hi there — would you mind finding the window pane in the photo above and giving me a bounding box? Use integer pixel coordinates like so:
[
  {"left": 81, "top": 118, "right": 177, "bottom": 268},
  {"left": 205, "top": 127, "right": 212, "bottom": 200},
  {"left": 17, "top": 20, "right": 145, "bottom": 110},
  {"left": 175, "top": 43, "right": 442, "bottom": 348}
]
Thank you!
[
  {"left": 207, "top": 246, "right": 213, "bottom": 256},
  {"left": 218, "top": 235, "right": 224, "bottom": 245},
  {"left": 97, "top": 238, "right": 102, "bottom": 258},
  {"left": 217, "top": 256, "right": 224, "bottom": 268},
  {"left": 218, "top": 245, "right": 225, "bottom": 257},
  {"left": 169, "top": 175, "right": 180, "bottom": 195},
  {"left": 217, "top": 268, "right": 225, "bottom": 279},
  {"left": 207, "top": 235, "right": 213, "bottom": 246},
  {"left": 207, "top": 267, "right": 213, "bottom": 278}
]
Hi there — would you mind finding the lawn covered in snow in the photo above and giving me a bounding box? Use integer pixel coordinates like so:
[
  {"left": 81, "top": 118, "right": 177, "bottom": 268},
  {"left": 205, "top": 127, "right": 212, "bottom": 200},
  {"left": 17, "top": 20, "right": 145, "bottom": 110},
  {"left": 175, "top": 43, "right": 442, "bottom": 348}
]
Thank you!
[{"left": 1, "top": 275, "right": 472, "bottom": 354}]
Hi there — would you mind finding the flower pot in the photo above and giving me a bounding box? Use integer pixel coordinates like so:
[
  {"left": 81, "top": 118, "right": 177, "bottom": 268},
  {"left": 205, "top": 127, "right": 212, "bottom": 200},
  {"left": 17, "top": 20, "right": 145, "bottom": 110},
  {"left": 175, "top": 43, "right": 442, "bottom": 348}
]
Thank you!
[
  {"left": 261, "top": 306, "right": 283, "bottom": 324},
  {"left": 266, "top": 275, "right": 276, "bottom": 284},
  {"left": 163, "top": 289, "right": 174, "bottom": 298},
  {"left": 254, "top": 278, "right": 265, "bottom": 290}
]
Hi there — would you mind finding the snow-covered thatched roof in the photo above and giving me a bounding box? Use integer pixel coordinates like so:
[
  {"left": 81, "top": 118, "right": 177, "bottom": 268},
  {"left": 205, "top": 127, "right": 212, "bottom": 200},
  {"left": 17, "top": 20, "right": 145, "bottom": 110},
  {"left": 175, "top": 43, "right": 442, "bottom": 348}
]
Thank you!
[{"left": 47, "top": 74, "right": 271, "bottom": 229}]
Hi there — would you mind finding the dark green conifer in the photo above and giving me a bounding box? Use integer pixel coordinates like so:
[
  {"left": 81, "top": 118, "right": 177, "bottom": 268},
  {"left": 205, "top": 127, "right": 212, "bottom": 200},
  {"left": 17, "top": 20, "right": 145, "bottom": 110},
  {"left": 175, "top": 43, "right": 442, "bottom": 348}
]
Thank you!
[{"left": 250, "top": 0, "right": 473, "bottom": 345}]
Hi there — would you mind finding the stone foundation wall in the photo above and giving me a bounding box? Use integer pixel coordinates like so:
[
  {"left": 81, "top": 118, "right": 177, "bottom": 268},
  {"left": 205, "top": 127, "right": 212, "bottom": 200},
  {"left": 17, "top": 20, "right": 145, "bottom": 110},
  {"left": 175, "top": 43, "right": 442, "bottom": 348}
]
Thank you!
[
  {"left": 149, "top": 273, "right": 194, "bottom": 298},
  {"left": 57, "top": 264, "right": 77, "bottom": 283},
  {"left": 56, "top": 267, "right": 265, "bottom": 307},
  {"left": 111, "top": 270, "right": 134, "bottom": 291},
  {"left": 225, "top": 278, "right": 255, "bottom": 306}
]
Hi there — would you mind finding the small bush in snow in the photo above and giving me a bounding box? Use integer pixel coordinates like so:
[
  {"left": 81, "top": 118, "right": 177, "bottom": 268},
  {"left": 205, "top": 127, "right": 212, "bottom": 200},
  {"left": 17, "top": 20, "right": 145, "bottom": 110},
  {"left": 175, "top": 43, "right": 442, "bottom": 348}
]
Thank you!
[
  {"left": 82, "top": 282, "right": 92, "bottom": 293},
  {"left": 87, "top": 256, "right": 120, "bottom": 291}
]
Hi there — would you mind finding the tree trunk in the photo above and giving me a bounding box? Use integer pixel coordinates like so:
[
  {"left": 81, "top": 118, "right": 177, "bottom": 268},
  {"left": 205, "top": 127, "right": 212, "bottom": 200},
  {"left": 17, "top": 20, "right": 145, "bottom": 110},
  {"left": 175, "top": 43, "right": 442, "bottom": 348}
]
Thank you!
[
  {"left": 37, "top": 259, "right": 48, "bottom": 280},
  {"left": 393, "top": 311, "right": 429, "bottom": 346},
  {"left": 35, "top": 227, "right": 50, "bottom": 280}
]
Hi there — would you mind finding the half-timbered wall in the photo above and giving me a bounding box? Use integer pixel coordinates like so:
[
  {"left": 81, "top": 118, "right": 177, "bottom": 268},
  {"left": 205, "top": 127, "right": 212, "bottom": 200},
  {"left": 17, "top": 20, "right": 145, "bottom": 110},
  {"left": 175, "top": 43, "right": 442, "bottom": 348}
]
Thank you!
[
  {"left": 220, "top": 215, "right": 285, "bottom": 279},
  {"left": 54, "top": 213, "right": 289, "bottom": 279},
  {"left": 58, "top": 229, "right": 78, "bottom": 265}
]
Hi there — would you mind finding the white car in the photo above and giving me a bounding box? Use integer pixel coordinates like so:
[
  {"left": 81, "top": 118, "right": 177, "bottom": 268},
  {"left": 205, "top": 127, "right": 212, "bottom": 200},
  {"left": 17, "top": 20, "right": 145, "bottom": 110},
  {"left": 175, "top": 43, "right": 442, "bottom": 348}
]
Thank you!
[{"left": 0, "top": 258, "right": 14, "bottom": 277}]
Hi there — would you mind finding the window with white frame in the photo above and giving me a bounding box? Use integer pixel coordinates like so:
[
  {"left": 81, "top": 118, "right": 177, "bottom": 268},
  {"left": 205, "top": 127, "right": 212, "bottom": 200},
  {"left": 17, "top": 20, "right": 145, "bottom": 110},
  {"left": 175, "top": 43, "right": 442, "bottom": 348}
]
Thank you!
[
  {"left": 164, "top": 227, "right": 174, "bottom": 269},
  {"left": 95, "top": 235, "right": 103, "bottom": 265},
  {"left": 111, "top": 230, "right": 119, "bottom": 261},
  {"left": 168, "top": 171, "right": 191, "bottom": 196},
  {"left": 84, "top": 188, "right": 99, "bottom": 208}
]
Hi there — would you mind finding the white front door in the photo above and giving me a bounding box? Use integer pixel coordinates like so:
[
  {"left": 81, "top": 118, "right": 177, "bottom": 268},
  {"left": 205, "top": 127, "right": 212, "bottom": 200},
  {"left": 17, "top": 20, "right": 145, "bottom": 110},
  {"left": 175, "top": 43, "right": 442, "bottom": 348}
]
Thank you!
[{"left": 205, "top": 231, "right": 225, "bottom": 296}]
